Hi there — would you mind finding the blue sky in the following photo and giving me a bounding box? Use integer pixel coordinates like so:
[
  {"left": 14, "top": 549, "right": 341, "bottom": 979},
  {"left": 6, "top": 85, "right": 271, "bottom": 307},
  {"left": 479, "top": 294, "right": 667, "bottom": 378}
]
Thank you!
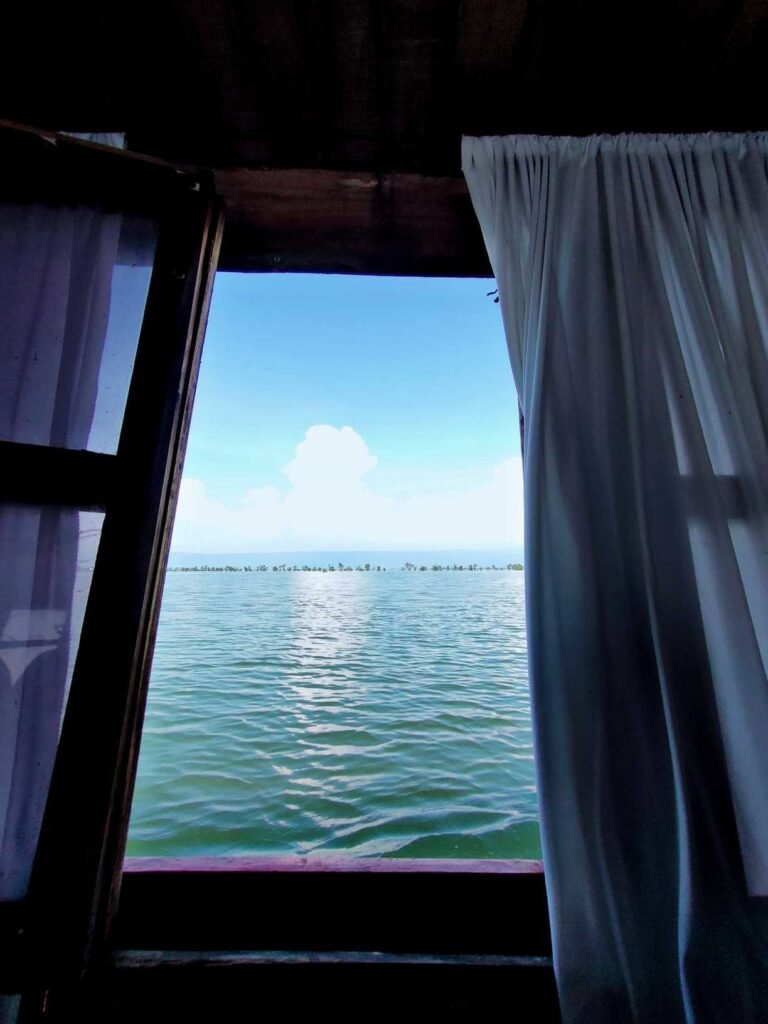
[{"left": 172, "top": 273, "right": 524, "bottom": 552}]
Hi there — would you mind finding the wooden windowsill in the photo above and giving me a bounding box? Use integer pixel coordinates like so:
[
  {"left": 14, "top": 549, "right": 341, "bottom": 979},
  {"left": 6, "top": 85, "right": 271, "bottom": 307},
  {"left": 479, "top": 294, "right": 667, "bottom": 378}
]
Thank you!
[{"left": 123, "top": 855, "right": 544, "bottom": 874}]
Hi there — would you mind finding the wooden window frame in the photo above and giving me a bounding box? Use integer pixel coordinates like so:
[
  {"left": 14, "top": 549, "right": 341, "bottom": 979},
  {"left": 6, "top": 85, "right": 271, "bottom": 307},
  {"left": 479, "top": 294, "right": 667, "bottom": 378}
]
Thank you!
[{"left": 100, "top": 274, "right": 551, "bottom": 1011}]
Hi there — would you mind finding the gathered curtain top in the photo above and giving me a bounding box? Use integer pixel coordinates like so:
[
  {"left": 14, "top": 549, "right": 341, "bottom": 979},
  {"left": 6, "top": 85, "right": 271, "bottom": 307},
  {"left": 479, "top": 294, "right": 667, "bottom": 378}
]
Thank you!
[{"left": 462, "top": 132, "right": 768, "bottom": 164}]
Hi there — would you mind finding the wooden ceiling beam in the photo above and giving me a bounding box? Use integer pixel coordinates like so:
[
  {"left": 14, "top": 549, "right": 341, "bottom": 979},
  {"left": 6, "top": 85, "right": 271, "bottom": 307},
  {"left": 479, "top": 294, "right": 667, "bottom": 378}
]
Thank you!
[{"left": 214, "top": 167, "right": 491, "bottom": 277}]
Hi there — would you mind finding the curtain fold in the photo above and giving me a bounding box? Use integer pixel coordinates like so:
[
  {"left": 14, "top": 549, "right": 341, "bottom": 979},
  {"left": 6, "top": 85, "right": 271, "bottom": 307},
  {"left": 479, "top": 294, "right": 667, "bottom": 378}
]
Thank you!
[{"left": 463, "top": 133, "right": 768, "bottom": 1023}]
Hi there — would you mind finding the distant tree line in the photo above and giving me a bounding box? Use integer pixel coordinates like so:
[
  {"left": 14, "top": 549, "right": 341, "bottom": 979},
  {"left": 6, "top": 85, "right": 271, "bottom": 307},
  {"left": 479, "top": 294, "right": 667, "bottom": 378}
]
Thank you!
[{"left": 169, "top": 562, "right": 524, "bottom": 573}]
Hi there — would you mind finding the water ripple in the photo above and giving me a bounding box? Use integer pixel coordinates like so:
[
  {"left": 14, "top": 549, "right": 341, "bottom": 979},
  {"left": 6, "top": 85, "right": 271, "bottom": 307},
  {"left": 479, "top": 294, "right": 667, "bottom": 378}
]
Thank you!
[{"left": 127, "top": 570, "right": 540, "bottom": 859}]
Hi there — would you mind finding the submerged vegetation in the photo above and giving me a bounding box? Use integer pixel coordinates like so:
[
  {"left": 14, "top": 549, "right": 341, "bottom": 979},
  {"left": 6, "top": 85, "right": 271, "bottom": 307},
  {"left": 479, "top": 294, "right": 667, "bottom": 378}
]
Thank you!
[{"left": 169, "top": 562, "right": 524, "bottom": 573}]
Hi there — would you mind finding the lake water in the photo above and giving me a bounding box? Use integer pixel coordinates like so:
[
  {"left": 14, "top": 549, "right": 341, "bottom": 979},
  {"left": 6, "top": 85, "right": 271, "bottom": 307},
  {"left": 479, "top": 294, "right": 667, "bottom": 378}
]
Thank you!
[{"left": 127, "top": 565, "right": 540, "bottom": 860}]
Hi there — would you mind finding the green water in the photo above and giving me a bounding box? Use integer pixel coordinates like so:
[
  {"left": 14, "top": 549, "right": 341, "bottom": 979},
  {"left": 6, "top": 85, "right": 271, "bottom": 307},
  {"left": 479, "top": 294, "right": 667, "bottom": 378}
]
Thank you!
[{"left": 127, "top": 566, "right": 540, "bottom": 859}]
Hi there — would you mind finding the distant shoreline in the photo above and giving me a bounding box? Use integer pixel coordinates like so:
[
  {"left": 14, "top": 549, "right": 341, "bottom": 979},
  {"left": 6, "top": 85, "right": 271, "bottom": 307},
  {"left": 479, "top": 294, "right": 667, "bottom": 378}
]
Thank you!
[{"left": 168, "top": 562, "right": 524, "bottom": 573}]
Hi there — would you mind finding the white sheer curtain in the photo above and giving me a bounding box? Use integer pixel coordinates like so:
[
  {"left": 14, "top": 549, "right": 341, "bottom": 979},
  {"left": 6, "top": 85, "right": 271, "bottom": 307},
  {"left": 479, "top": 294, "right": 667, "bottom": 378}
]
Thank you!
[
  {"left": 0, "top": 200, "right": 121, "bottom": 900},
  {"left": 463, "top": 134, "right": 768, "bottom": 1023}
]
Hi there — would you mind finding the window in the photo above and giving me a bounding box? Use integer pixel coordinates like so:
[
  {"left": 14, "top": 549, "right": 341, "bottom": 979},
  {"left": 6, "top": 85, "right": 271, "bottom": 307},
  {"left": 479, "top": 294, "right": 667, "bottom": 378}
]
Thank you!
[
  {"left": 126, "top": 272, "right": 538, "bottom": 866},
  {"left": 108, "top": 273, "right": 550, "bottom": 991}
]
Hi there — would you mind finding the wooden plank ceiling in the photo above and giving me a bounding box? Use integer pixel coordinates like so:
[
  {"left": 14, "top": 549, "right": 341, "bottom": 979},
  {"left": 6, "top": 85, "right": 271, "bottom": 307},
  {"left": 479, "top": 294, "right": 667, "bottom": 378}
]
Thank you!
[{"left": 1, "top": 0, "right": 767, "bottom": 274}]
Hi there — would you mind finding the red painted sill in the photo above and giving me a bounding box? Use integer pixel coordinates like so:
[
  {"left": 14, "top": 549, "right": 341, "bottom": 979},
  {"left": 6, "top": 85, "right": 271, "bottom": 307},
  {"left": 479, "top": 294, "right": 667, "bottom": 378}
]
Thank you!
[{"left": 123, "top": 855, "right": 544, "bottom": 874}]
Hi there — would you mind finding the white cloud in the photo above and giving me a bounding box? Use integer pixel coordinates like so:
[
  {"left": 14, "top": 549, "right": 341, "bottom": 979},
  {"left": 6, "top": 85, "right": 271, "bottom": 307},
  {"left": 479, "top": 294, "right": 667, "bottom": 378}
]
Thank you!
[{"left": 171, "top": 425, "right": 524, "bottom": 552}]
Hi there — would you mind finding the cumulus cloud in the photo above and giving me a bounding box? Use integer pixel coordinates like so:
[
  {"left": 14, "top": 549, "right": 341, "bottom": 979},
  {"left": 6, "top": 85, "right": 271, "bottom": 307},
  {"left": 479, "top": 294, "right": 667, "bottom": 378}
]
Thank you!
[
  {"left": 284, "top": 425, "right": 378, "bottom": 489},
  {"left": 171, "top": 425, "right": 524, "bottom": 552}
]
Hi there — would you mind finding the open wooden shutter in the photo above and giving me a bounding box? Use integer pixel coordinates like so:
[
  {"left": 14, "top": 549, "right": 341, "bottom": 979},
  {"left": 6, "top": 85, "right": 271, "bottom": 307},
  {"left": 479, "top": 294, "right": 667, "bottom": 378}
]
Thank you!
[{"left": 0, "top": 123, "right": 223, "bottom": 1008}]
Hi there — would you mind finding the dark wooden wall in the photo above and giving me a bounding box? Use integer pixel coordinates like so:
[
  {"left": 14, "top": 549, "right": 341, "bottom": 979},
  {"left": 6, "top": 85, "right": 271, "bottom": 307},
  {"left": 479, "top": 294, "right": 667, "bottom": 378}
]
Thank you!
[
  {"left": 4, "top": 1, "right": 767, "bottom": 170},
  {"left": 1, "top": 1, "right": 766, "bottom": 274}
]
